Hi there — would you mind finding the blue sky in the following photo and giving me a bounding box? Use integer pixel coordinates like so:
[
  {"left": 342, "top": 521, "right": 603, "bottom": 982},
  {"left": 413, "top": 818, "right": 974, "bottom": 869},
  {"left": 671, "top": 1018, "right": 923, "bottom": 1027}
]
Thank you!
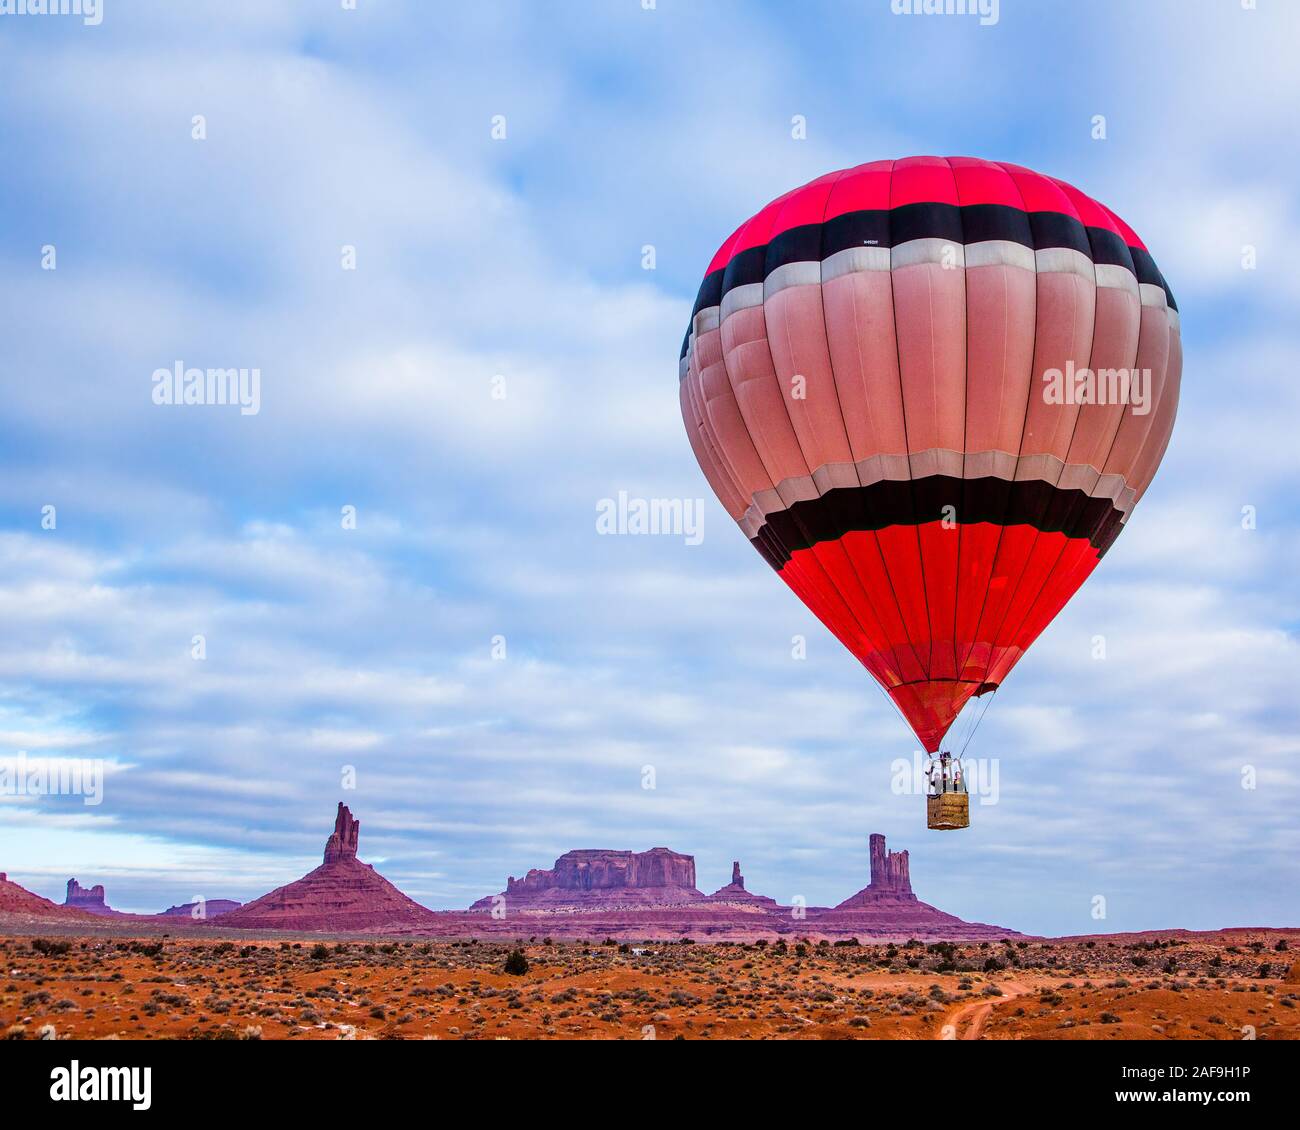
[{"left": 0, "top": 0, "right": 1296, "bottom": 936}]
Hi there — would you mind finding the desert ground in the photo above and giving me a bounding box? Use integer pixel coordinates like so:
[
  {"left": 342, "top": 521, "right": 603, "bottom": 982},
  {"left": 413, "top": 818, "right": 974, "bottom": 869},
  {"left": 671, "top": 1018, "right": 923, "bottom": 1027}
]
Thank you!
[{"left": 3, "top": 927, "right": 1297, "bottom": 1041}]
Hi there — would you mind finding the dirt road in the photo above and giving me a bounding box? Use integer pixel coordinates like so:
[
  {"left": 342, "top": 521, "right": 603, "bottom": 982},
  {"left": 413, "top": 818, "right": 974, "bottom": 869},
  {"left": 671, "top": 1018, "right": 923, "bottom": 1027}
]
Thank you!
[{"left": 938, "top": 980, "right": 1033, "bottom": 1040}]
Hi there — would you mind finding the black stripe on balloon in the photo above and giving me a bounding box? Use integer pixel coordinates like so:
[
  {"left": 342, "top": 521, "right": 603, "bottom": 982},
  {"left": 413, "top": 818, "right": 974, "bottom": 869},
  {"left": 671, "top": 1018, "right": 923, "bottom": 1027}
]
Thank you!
[
  {"left": 683, "top": 208, "right": 1175, "bottom": 359},
  {"left": 958, "top": 203, "right": 1034, "bottom": 247},
  {"left": 1129, "top": 246, "right": 1179, "bottom": 311},
  {"left": 1027, "top": 211, "right": 1093, "bottom": 258},
  {"left": 1083, "top": 225, "right": 1135, "bottom": 272},
  {"left": 880, "top": 201, "right": 968, "bottom": 246},
  {"left": 765, "top": 222, "right": 824, "bottom": 273},
  {"left": 820, "top": 207, "right": 892, "bottom": 253},
  {"left": 1095, "top": 518, "right": 1125, "bottom": 557},
  {"left": 722, "top": 244, "right": 768, "bottom": 294},
  {"left": 691, "top": 268, "right": 724, "bottom": 319},
  {"left": 718, "top": 206, "right": 1169, "bottom": 300},
  {"left": 1129, "top": 246, "right": 1163, "bottom": 288},
  {"left": 683, "top": 269, "right": 724, "bottom": 359},
  {"left": 752, "top": 476, "right": 1123, "bottom": 568}
]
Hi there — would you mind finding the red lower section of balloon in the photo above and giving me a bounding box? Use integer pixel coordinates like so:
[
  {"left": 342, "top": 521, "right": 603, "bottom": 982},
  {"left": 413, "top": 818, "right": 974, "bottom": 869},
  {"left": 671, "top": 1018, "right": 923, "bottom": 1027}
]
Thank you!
[{"left": 777, "top": 522, "right": 1102, "bottom": 751}]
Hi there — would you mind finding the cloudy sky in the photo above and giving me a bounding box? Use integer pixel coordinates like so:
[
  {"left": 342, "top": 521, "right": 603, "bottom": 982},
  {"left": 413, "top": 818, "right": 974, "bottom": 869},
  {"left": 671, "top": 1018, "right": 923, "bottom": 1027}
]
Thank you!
[{"left": 0, "top": 0, "right": 1296, "bottom": 936}]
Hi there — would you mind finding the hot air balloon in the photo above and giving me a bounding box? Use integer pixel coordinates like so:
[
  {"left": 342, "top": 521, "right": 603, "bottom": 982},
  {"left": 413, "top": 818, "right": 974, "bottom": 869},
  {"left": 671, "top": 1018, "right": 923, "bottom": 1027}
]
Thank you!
[{"left": 679, "top": 157, "right": 1181, "bottom": 829}]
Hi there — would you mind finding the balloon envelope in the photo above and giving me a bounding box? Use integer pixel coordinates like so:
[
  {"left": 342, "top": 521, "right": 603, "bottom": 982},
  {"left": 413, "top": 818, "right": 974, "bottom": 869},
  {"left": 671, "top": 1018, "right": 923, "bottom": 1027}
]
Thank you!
[{"left": 680, "top": 157, "right": 1181, "bottom": 751}]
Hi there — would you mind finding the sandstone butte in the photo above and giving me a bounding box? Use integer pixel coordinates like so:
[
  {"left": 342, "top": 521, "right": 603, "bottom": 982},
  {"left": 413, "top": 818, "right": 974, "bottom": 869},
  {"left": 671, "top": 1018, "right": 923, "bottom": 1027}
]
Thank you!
[
  {"left": 465, "top": 833, "right": 1011, "bottom": 942},
  {"left": 468, "top": 846, "right": 705, "bottom": 911},
  {"left": 159, "top": 899, "right": 242, "bottom": 919},
  {"left": 405, "top": 826, "right": 1019, "bottom": 940},
  {"left": 707, "top": 861, "right": 779, "bottom": 909},
  {"left": 59, "top": 878, "right": 240, "bottom": 921},
  {"left": 2, "top": 807, "right": 1023, "bottom": 942},
  {"left": 0, "top": 872, "right": 99, "bottom": 921},
  {"left": 215, "top": 803, "right": 440, "bottom": 933},
  {"left": 64, "top": 878, "right": 115, "bottom": 916}
]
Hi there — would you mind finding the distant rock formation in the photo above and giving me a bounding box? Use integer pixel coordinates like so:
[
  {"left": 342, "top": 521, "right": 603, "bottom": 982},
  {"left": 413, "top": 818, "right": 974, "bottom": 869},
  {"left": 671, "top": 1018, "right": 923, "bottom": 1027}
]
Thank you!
[
  {"left": 323, "top": 802, "right": 360, "bottom": 864},
  {"left": 834, "top": 833, "right": 917, "bottom": 908},
  {"left": 8, "top": 813, "right": 1024, "bottom": 941},
  {"left": 443, "top": 827, "right": 1019, "bottom": 935},
  {"left": 160, "top": 899, "right": 242, "bottom": 919},
  {"left": 64, "top": 878, "right": 115, "bottom": 916},
  {"left": 811, "top": 833, "right": 1011, "bottom": 941},
  {"left": 707, "top": 860, "right": 778, "bottom": 908},
  {"left": 471, "top": 848, "right": 705, "bottom": 911},
  {"left": 215, "top": 803, "right": 437, "bottom": 932},
  {"left": 0, "top": 873, "right": 98, "bottom": 920}
]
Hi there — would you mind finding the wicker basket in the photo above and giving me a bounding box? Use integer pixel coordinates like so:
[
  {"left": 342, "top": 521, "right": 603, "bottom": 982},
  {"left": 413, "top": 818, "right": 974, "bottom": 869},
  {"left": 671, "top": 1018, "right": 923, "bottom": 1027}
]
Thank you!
[{"left": 927, "top": 791, "right": 970, "bottom": 830}]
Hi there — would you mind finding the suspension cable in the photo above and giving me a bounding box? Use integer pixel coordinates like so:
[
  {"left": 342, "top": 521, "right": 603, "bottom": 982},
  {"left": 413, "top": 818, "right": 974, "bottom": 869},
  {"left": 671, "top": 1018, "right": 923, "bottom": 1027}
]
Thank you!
[{"left": 959, "top": 687, "right": 997, "bottom": 759}]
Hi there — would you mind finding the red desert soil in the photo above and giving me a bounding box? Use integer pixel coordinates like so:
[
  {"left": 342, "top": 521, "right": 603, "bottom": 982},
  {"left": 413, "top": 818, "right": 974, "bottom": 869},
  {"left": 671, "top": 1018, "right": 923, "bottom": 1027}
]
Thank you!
[{"left": 2, "top": 929, "right": 1297, "bottom": 1041}]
